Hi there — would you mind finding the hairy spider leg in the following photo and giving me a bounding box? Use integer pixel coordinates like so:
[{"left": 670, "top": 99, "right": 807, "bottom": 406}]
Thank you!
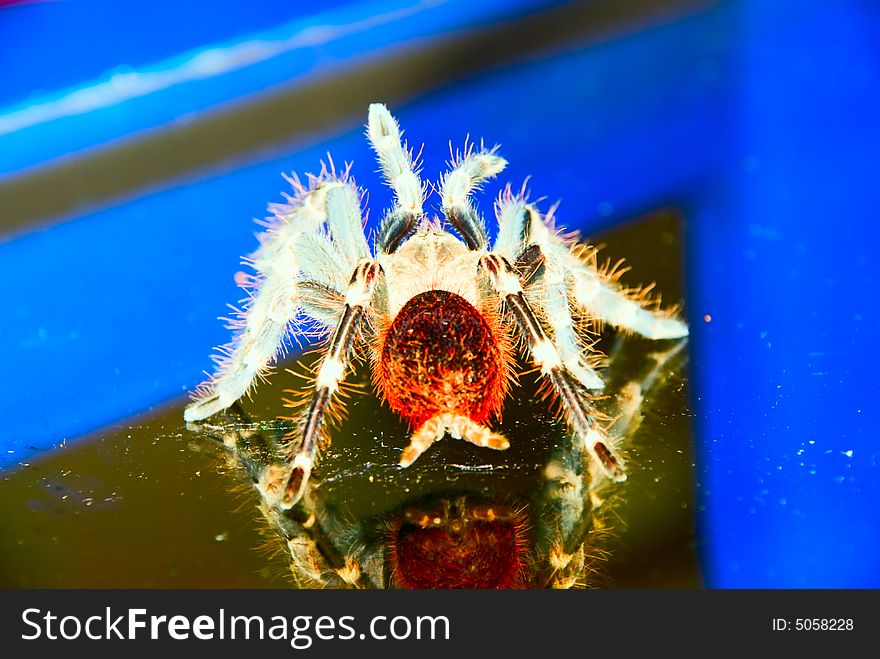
[
  {"left": 368, "top": 103, "right": 425, "bottom": 254},
  {"left": 522, "top": 200, "right": 687, "bottom": 340},
  {"left": 439, "top": 140, "right": 507, "bottom": 250},
  {"left": 480, "top": 253, "right": 627, "bottom": 482},
  {"left": 570, "top": 255, "right": 688, "bottom": 340},
  {"left": 281, "top": 260, "right": 381, "bottom": 508},
  {"left": 185, "top": 178, "right": 366, "bottom": 422},
  {"left": 495, "top": 194, "right": 605, "bottom": 390}
]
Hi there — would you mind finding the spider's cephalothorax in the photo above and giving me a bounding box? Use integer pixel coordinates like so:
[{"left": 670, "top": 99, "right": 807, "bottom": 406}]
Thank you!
[{"left": 185, "top": 103, "right": 688, "bottom": 512}]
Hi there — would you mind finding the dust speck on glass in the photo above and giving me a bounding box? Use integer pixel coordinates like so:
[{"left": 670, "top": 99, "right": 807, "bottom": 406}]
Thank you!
[{"left": 182, "top": 104, "right": 691, "bottom": 589}]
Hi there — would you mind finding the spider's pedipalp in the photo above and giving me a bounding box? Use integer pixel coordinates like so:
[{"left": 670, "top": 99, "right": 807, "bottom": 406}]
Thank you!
[
  {"left": 440, "top": 142, "right": 507, "bottom": 250},
  {"left": 400, "top": 413, "right": 510, "bottom": 468},
  {"left": 281, "top": 260, "right": 381, "bottom": 508},
  {"left": 493, "top": 184, "right": 531, "bottom": 260},
  {"left": 514, "top": 243, "right": 546, "bottom": 284},
  {"left": 480, "top": 253, "right": 626, "bottom": 482}
]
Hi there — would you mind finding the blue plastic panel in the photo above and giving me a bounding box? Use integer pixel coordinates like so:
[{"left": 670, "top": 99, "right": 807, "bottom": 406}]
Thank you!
[
  {"left": 0, "top": 0, "right": 566, "bottom": 176},
  {"left": 0, "top": 0, "right": 358, "bottom": 108},
  {"left": 688, "top": 0, "right": 880, "bottom": 587}
]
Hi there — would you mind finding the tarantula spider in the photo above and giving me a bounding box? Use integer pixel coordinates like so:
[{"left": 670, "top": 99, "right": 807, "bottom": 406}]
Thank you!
[{"left": 185, "top": 103, "right": 688, "bottom": 509}]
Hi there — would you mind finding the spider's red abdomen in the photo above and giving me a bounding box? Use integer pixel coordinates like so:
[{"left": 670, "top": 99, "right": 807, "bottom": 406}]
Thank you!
[{"left": 376, "top": 290, "right": 507, "bottom": 428}]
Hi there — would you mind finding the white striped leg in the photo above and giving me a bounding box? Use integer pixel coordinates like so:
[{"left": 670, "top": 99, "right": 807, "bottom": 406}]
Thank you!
[
  {"left": 185, "top": 179, "right": 357, "bottom": 422},
  {"left": 280, "top": 260, "right": 381, "bottom": 508},
  {"left": 367, "top": 104, "right": 424, "bottom": 253},
  {"left": 495, "top": 196, "right": 605, "bottom": 390},
  {"left": 543, "top": 259, "right": 606, "bottom": 389},
  {"left": 573, "top": 268, "right": 688, "bottom": 339},
  {"left": 185, "top": 277, "right": 299, "bottom": 422},
  {"left": 493, "top": 184, "right": 531, "bottom": 261},
  {"left": 519, "top": 206, "right": 687, "bottom": 340},
  {"left": 266, "top": 176, "right": 366, "bottom": 286},
  {"left": 319, "top": 173, "right": 371, "bottom": 265},
  {"left": 440, "top": 141, "right": 507, "bottom": 249},
  {"left": 480, "top": 253, "right": 626, "bottom": 482}
]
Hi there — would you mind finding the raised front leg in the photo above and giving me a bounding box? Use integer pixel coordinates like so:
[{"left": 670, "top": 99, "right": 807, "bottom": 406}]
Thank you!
[{"left": 368, "top": 103, "right": 425, "bottom": 254}]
